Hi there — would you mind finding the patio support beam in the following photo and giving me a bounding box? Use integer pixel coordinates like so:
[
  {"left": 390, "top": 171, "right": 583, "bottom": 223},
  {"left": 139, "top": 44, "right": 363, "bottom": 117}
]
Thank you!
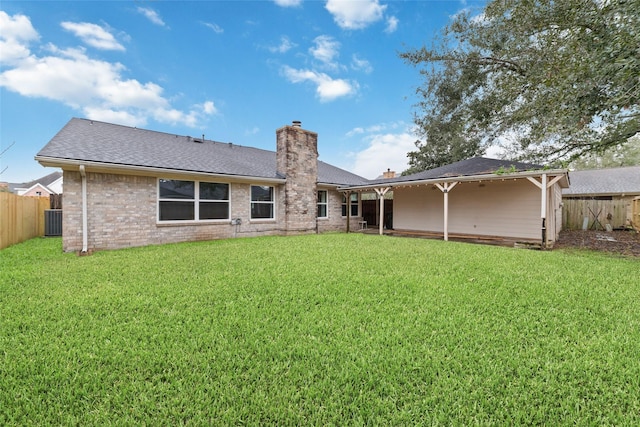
[
  {"left": 434, "top": 182, "right": 458, "bottom": 241},
  {"left": 344, "top": 190, "right": 351, "bottom": 233},
  {"left": 374, "top": 187, "right": 391, "bottom": 235},
  {"left": 526, "top": 174, "right": 562, "bottom": 248}
]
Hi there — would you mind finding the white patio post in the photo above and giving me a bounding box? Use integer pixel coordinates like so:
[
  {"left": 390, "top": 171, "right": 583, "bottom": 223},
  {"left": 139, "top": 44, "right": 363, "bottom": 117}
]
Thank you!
[
  {"left": 374, "top": 187, "right": 390, "bottom": 235},
  {"left": 526, "top": 174, "right": 563, "bottom": 248},
  {"left": 434, "top": 182, "right": 458, "bottom": 241}
]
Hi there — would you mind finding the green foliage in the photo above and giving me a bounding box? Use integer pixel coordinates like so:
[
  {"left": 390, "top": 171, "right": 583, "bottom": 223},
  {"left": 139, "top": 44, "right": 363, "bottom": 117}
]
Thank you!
[
  {"left": 570, "top": 134, "right": 640, "bottom": 169},
  {"left": 1, "top": 235, "right": 640, "bottom": 424},
  {"left": 494, "top": 164, "right": 518, "bottom": 175},
  {"left": 400, "top": 0, "right": 640, "bottom": 172}
]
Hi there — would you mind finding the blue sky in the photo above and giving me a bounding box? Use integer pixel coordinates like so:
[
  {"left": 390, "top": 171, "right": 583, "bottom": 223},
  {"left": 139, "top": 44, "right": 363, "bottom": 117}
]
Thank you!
[{"left": 1, "top": 0, "right": 485, "bottom": 184}]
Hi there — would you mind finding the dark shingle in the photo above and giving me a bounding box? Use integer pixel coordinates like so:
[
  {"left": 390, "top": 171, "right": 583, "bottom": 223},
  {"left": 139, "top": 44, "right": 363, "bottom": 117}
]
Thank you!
[
  {"left": 563, "top": 166, "right": 640, "bottom": 196},
  {"left": 365, "top": 157, "right": 545, "bottom": 185},
  {"left": 37, "top": 118, "right": 368, "bottom": 185}
]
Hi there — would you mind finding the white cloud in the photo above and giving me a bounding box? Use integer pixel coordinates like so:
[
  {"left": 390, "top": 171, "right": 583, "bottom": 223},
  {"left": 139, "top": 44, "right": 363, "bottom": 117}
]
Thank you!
[
  {"left": 245, "top": 126, "right": 260, "bottom": 136},
  {"left": 0, "top": 11, "right": 39, "bottom": 65},
  {"left": 61, "top": 21, "right": 125, "bottom": 51},
  {"left": 385, "top": 16, "right": 399, "bottom": 33},
  {"left": 325, "top": 0, "right": 387, "bottom": 30},
  {"left": 137, "top": 7, "right": 166, "bottom": 27},
  {"left": 350, "top": 132, "right": 416, "bottom": 179},
  {"left": 202, "top": 101, "right": 217, "bottom": 114},
  {"left": 347, "top": 122, "right": 394, "bottom": 137},
  {"left": 281, "top": 65, "right": 357, "bottom": 102},
  {"left": 202, "top": 22, "right": 224, "bottom": 34},
  {"left": 309, "top": 35, "right": 340, "bottom": 65},
  {"left": 346, "top": 127, "right": 365, "bottom": 137},
  {"left": 83, "top": 107, "right": 147, "bottom": 127},
  {"left": 0, "top": 14, "right": 214, "bottom": 129},
  {"left": 273, "top": 0, "right": 302, "bottom": 6},
  {"left": 268, "top": 36, "right": 296, "bottom": 53},
  {"left": 351, "top": 54, "right": 372, "bottom": 73}
]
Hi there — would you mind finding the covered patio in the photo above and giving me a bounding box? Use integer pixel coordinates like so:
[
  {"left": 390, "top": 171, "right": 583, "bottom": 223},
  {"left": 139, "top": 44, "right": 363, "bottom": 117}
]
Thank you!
[{"left": 340, "top": 157, "right": 569, "bottom": 249}]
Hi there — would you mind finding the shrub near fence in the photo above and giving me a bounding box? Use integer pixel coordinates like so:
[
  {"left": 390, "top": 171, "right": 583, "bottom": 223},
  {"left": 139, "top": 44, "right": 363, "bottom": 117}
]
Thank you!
[{"left": 0, "top": 192, "right": 49, "bottom": 250}]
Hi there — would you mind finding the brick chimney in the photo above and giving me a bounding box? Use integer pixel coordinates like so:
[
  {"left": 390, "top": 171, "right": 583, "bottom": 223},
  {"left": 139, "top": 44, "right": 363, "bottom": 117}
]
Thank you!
[
  {"left": 276, "top": 121, "right": 318, "bottom": 234},
  {"left": 383, "top": 168, "right": 396, "bottom": 179}
]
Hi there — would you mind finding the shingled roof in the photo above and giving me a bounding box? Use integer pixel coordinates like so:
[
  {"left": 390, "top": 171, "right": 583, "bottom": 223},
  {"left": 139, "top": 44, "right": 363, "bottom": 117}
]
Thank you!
[
  {"left": 363, "top": 156, "right": 546, "bottom": 186},
  {"left": 7, "top": 171, "right": 62, "bottom": 193},
  {"left": 563, "top": 166, "right": 640, "bottom": 196},
  {"left": 36, "top": 118, "right": 368, "bottom": 186}
]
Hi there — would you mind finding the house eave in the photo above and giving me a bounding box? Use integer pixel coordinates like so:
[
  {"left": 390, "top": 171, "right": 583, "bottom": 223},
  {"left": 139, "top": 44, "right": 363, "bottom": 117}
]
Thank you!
[
  {"left": 338, "top": 169, "right": 570, "bottom": 192},
  {"left": 35, "top": 156, "right": 287, "bottom": 184}
]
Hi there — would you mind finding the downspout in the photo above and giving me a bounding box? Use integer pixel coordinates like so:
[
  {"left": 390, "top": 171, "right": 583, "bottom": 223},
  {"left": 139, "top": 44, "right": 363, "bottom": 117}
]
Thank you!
[{"left": 79, "top": 165, "right": 88, "bottom": 253}]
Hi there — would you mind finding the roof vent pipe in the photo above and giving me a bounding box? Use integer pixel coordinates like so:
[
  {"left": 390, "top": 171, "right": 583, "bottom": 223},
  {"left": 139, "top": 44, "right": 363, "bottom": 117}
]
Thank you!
[{"left": 292, "top": 120, "right": 302, "bottom": 127}]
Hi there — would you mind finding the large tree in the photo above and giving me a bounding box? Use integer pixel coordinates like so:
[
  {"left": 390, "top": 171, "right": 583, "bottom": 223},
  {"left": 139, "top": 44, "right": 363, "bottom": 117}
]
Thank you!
[
  {"left": 400, "top": 0, "right": 640, "bottom": 174},
  {"left": 569, "top": 135, "right": 640, "bottom": 169}
]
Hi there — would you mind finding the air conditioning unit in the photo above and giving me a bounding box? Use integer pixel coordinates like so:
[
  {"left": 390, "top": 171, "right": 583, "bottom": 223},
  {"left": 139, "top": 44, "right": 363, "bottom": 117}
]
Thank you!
[{"left": 45, "top": 209, "right": 63, "bottom": 236}]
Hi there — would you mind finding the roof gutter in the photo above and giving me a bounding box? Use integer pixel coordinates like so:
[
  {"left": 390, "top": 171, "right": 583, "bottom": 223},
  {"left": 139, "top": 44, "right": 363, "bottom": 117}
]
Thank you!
[
  {"left": 34, "top": 156, "right": 287, "bottom": 184},
  {"left": 337, "top": 169, "right": 570, "bottom": 192}
]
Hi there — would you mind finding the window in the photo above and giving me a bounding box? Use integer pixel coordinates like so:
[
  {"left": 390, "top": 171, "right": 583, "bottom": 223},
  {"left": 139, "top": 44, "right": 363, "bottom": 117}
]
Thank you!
[
  {"left": 251, "top": 185, "right": 275, "bottom": 219},
  {"left": 158, "top": 179, "right": 229, "bottom": 221},
  {"left": 317, "top": 190, "right": 328, "bottom": 218},
  {"left": 342, "top": 193, "right": 359, "bottom": 217},
  {"left": 198, "top": 182, "right": 230, "bottom": 220}
]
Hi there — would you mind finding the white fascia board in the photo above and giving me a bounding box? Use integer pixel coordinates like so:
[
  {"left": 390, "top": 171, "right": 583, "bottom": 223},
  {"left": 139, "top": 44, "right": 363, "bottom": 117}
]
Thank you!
[{"left": 34, "top": 156, "right": 286, "bottom": 185}]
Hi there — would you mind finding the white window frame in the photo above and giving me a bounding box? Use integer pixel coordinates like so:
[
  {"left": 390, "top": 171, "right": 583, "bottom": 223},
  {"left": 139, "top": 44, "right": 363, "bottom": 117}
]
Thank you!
[
  {"left": 250, "top": 185, "right": 276, "bottom": 221},
  {"left": 342, "top": 193, "right": 359, "bottom": 217},
  {"left": 157, "top": 179, "right": 230, "bottom": 223},
  {"left": 317, "top": 190, "right": 328, "bottom": 219}
]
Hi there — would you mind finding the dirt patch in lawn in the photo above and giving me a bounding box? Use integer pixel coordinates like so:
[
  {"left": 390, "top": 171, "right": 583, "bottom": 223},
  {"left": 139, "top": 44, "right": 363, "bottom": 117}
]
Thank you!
[{"left": 554, "top": 230, "right": 640, "bottom": 258}]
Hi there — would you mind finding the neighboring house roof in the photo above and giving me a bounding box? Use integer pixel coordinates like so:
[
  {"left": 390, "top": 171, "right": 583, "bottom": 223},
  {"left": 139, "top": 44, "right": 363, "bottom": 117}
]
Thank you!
[
  {"left": 17, "top": 183, "right": 54, "bottom": 196},
  {"left": 7, "top": 171, "right": 62, "bottom": 194},
  {"left": 563, "top": 166, "right": 640, "bottom": 196},
  {"left": 36, "top": 118, "right": 368, "bottom": 186}
]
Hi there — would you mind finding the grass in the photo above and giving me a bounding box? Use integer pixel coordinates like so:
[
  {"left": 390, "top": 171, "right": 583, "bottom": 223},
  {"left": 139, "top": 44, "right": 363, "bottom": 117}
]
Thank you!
[{"left": 1, "top": 234, "right": 639, "bottom": 425}]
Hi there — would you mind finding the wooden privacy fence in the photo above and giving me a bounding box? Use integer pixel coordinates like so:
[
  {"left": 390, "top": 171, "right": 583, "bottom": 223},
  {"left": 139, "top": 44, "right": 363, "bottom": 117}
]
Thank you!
[
  {"left": 633, "top": 197, "right": 640, "bottom": 230},
  {"left": 0, "top": 192, "right": 50, "bottom": 250},
  {"left": 562, "top": 198, "right": 631, "bottom": 230}
]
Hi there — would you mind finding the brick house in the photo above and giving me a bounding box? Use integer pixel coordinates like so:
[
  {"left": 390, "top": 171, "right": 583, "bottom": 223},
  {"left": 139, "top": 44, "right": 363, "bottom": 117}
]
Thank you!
[
  {"left": 36, "top": 118, "right": 368, "bottom": 252},
  {"left": 36, "top": 118, "right": 570, "bottom": 253}
]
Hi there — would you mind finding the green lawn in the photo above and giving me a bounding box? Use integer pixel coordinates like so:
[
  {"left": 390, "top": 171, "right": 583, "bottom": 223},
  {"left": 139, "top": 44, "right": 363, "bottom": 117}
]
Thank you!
[{"left": 1, "top": 234, "right": 639, "bottom": 425}]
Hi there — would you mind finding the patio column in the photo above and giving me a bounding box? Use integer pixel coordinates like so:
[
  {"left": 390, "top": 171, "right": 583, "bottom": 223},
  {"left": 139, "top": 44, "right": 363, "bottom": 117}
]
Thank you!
[
  {"left": 526, "top": 174, "right": 563, "bottom": 248},
  {"left": 344, "top": 190, "right": 351, "bottom": 233},
  {"left": 434, "top": 182, "right": 458, "bottom": 241},
  {"left": 374, "top": 187, "right": 391, "bottom": 235}
]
